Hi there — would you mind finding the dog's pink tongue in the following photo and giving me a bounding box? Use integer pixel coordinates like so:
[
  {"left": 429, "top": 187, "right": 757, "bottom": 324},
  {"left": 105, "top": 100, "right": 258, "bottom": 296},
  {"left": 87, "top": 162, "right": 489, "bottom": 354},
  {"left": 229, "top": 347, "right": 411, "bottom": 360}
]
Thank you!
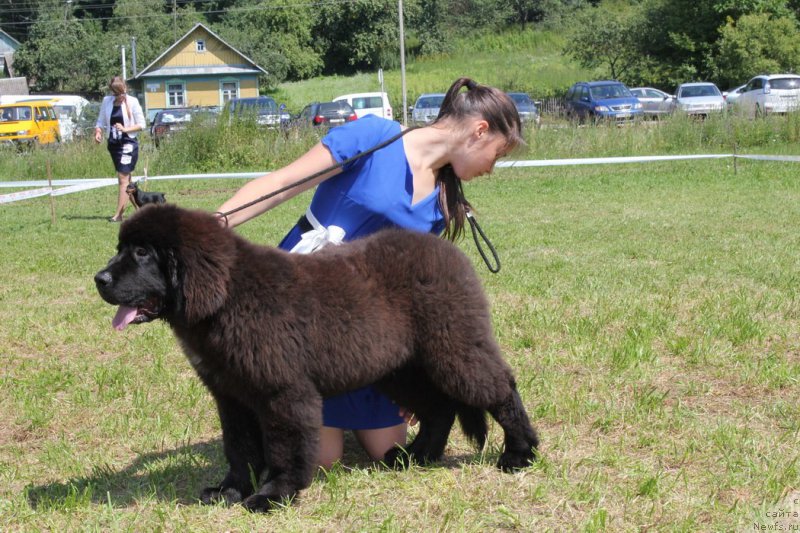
[{"left": 112, "top": 305, "right": 138, "bottom": 331}]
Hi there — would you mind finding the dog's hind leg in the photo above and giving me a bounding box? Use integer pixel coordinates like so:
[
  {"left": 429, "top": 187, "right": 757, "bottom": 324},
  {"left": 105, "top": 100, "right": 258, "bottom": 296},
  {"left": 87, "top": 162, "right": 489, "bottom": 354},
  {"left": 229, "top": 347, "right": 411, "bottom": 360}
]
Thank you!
[
  {"left": 487, "top": 381, "right": 539, "bottom": 472},
  {"left": 200, "top": 395, "right": 265, "bottom": 505},
  {"left": 384, "top": 403, "right": 456, "bottom": 468}
]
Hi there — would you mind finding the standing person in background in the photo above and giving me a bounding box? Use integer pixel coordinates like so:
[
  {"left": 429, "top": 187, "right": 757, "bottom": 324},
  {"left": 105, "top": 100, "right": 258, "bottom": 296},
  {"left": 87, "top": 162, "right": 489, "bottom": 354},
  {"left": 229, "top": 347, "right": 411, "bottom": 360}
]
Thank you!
[
  {"left": 215, "top": 76, "right": 523, "bottom": 469},
  {"left": 95, "top": 76, "right": 146, "bottom": 222}
]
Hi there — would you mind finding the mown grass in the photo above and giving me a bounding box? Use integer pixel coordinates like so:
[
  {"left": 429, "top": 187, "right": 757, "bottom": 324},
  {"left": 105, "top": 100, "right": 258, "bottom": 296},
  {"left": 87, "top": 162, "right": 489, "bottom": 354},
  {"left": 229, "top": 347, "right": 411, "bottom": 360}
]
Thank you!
[{"left": 1, "top": 153, "right": 799, "bottom": 530}]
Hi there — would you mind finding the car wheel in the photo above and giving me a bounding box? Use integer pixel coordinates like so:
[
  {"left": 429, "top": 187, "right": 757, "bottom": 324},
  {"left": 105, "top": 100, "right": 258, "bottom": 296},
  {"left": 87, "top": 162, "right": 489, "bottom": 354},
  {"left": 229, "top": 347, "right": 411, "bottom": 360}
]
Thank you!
[{"left": 755, "top": 104, "right": 763, "bottom": 119}]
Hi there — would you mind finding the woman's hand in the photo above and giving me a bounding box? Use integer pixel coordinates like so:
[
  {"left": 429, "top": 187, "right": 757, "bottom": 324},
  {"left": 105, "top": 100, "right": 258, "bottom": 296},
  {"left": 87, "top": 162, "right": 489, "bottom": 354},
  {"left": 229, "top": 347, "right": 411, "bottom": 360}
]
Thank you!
[
  {"left": 94, "top": 127, "right": 102, "bottom": 143},
  {"left": 399, "top": 407, "right": 418, "bottom": 426},
  {"left": 113, "top": 123, "right": 126, "bottom": 134}
]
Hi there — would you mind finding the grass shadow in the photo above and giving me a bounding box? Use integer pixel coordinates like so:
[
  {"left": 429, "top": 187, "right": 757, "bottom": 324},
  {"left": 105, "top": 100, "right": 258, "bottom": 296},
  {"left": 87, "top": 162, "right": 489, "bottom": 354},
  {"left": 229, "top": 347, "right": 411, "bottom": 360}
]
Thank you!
[{"left": 25, "top": 439, "right": 226, "bottom": 510}]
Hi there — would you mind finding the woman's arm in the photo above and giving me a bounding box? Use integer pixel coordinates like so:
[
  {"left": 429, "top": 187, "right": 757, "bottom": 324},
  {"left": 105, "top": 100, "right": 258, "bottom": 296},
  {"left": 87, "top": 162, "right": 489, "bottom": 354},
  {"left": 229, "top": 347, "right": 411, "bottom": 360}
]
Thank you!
[
  {"left": 216, "top": 142, "right": 342, "bottom": 228},
  {"left": 94, "top": 97, "right": 108, "bottom": 143}
]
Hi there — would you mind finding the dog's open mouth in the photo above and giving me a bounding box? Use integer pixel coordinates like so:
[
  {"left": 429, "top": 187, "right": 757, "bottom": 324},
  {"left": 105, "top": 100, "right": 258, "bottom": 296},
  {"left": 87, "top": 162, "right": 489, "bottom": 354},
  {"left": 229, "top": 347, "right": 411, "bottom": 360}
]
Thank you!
[{"left": 112, "top": 297, "right": 160, "bottom": 330}]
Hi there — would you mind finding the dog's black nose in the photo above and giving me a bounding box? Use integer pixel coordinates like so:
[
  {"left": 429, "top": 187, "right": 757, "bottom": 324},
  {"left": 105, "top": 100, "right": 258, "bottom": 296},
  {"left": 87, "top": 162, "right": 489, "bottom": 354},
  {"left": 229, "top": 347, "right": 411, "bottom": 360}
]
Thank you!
[{"left": 94, "top": 271, "right": 112, "bottom": 287}]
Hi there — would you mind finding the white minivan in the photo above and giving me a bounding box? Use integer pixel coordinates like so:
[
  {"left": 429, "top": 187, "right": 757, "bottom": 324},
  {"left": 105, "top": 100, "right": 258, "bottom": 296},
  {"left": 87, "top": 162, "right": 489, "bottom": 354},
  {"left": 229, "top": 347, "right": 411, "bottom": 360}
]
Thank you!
[
  {"left": 736, "top": 74, "right": 800, "bottom": 117},
  {"left": 332, "top": 92, "right": 393, "bottom": 119}
]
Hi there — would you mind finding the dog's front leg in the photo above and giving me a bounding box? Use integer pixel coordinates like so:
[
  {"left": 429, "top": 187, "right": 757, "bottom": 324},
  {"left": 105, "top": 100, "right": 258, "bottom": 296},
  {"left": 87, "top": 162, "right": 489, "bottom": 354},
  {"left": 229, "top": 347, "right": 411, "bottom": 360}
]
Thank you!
[
  {"left": 241, "top": 387, "right": 322, "bottom": 513},
  {"left": 200, "top": 394, "right": 265, "bottom": 506}
]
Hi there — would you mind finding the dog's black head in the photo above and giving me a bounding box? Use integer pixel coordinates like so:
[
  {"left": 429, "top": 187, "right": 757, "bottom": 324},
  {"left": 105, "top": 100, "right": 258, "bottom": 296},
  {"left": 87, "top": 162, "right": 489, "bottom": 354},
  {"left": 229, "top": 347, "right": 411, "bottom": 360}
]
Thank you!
[{"left": 94, "top": 204, "right": 235, "bottom": 329}]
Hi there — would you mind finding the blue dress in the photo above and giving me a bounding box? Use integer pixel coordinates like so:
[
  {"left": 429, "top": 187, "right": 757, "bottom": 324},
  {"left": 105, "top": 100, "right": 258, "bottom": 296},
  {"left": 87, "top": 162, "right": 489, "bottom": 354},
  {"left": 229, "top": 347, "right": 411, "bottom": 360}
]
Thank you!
[{"left": 278, "top": 115, "right": 445, "bottom": 430}]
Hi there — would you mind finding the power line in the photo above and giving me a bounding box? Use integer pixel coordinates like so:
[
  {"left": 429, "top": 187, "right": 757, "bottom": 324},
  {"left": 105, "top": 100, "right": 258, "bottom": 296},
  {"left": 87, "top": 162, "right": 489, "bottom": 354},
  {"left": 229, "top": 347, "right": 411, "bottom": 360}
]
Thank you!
[{"left": 0, "top": 0, "right": 369, "bottom": 23}]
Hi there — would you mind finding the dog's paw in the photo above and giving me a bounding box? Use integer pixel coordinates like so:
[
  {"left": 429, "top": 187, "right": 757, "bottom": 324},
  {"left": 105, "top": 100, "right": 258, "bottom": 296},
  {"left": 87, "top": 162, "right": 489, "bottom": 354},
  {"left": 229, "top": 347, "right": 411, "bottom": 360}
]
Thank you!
[
  {"left": 199, "top": 486, "right": 243, "bottom": 506},
  {"left": 496, "top": 449, "right": 536, "bottom": 472},
  {"left": 241, "top": 492, "right": 296, "bottom": 513},
  {"left": 383, "top": 445, "right": 413, "bottom": 469}
]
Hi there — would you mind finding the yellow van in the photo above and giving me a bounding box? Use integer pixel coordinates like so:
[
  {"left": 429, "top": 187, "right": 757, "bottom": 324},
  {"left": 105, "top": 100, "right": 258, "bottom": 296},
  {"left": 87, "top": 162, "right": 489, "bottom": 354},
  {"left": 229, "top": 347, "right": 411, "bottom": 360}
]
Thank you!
[{"left": 0, "top": 100, "right": 61, "bottom": 145}]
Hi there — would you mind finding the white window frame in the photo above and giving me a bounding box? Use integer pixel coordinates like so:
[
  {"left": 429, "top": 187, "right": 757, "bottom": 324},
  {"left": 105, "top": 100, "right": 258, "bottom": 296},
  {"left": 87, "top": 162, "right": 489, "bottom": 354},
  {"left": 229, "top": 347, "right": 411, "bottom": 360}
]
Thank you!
[
  {"left": 166, "top": 81, "right": 186, "bottom": 108},
  {"left": 196, "top": 39, "right": 206, "bottom": 52},
  {"left": 219, "top": 79, "right": 239, "bottom": 106}
]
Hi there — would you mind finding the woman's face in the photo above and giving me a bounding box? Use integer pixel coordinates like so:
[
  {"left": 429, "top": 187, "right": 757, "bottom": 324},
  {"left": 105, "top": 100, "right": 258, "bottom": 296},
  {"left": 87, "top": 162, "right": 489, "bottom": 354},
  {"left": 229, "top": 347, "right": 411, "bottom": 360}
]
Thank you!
[{"left": 451, "top": 125, "right": 511, "bottom": 181}]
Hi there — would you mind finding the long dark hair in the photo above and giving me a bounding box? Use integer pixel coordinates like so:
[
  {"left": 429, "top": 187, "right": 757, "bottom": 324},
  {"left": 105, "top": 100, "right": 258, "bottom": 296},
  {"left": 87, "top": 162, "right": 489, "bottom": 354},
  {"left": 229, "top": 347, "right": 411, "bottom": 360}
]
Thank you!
[{"left": 433, "top": 77, "right": 523, "bottom": 241}]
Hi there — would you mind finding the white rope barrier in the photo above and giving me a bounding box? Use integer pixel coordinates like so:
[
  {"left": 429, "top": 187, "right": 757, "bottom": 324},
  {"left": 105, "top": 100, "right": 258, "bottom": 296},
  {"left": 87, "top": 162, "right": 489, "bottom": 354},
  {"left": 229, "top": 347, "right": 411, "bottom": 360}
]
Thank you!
[{"left": 2, "top": 153, "right": 798, "bottom": 205}]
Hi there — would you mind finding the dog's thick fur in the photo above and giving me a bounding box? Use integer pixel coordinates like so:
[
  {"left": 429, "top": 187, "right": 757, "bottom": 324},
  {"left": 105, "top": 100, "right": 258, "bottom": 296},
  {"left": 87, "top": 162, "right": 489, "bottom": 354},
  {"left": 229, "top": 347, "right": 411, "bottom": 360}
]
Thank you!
[
  {"left": 94, "top": 204, "right": 538, "bottom": 512},
  {"left": 126, "top": 181, "right": 166, "bottom": 209}
]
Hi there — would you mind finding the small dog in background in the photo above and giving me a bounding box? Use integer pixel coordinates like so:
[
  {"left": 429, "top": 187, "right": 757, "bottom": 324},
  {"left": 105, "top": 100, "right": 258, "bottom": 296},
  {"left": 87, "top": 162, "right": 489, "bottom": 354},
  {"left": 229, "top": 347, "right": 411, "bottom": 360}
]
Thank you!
[{"left": 126, "top": 181, "right": 166, "bottom": 209}]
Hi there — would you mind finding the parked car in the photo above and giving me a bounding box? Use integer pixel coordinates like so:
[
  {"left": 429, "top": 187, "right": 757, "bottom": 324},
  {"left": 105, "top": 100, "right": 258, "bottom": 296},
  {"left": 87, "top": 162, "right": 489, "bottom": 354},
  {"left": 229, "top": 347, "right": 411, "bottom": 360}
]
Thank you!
[
  {"left": 410, "top": 93, "right": 446, "bottom": 125},
  {"left": 0, "top": 99, "right": 61, "bottom": 145},
  {"left": 292, "top": 101, "right": 358, "bottom": 128},
  {"left": 564, "top": 81, "right": 643, "bottom": 123},
  {"left": 149, "top": 107, "right": 218, "bottom": 147},
  {"left": 228, "top": 96, "right": 283, "bottom": 127},
  {"left": 735, "top": 74, "right": 800, "bottom": 117},
  {"left": 506, "top": 92, "right": 541, "bottom": 127},
  {"left": 629, "top": 87, "right": 675, "bottom": 117},
  {"left": 724, "top": 84, "right": 746, "bottom": 110},
  {"left": 673, "top": 82, "right": 725, "bottom": 117},
  {"left": 332, "top": 92, "right": 393, "bottom": 119}
]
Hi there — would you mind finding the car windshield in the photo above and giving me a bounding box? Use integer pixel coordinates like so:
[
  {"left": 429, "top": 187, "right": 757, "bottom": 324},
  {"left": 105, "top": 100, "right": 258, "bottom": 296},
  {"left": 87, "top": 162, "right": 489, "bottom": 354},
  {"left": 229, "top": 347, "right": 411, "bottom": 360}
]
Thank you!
[
  {"left": 590, "top": 84, "right": 631, "bottom": 99},
  {"left": 679, "top": 85, "right": 720, "bottom": 98},
  {"left": 417, "top": 95, "right": 445, "bottom": 108},
  {"left": 0, "top": 106, "right": 33, "bottom": 121},
  {"left": 158, "top": 110, "right": 193, "bottom": 123},
  {"left": 508, "top": 93, "right": 532, "bottom": 105},
  {"left": 237, "top": 98, "right": 277, "bottom": 114},
  {"left": 769, "top": 78, "right": 800, "bottom": 90}
]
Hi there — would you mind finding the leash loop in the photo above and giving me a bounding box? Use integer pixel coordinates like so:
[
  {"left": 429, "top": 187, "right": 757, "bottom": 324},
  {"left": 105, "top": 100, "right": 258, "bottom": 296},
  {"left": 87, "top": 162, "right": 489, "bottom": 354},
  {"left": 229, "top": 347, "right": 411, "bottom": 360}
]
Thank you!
[{"left": 466, "top": 210, "right": 501, "bottom": 274}]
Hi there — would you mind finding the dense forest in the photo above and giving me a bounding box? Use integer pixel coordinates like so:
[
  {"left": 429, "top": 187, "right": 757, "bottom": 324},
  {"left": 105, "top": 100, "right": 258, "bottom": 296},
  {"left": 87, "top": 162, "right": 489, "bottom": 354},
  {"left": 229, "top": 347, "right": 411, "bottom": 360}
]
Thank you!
[{"left": 2, "top": 0, "right": 800, "bottom": 96}]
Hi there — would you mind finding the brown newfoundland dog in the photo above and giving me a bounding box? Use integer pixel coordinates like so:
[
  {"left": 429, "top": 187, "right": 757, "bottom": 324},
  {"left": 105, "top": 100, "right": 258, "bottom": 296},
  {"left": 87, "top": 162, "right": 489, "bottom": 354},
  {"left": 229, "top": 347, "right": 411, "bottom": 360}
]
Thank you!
[{"left": 94, "top": 204, "right": 538, "bottom": 512}]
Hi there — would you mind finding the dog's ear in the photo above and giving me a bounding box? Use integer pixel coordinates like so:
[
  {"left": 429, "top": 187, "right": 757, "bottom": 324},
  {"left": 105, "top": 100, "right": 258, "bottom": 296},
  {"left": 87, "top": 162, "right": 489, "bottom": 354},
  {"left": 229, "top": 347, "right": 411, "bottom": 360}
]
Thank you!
[{"left": 177, "top": 211, "right": 236, "bottom": 323}]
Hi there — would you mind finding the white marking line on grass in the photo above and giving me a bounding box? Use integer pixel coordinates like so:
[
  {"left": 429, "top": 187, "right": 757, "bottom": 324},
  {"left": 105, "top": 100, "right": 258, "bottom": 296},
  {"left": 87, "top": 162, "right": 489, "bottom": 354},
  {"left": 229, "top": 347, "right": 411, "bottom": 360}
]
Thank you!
[
  {"left": 496, "top": 154, "right": 731, "bottom": 168},
  {"left": 1, "top": 154, "right": 799, "bottom": 205}
]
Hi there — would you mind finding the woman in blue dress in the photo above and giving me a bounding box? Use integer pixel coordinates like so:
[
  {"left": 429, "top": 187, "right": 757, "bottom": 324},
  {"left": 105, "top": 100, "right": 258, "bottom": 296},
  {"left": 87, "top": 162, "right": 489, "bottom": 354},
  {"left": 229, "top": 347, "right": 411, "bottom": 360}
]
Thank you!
[{"left": 216, "top": 77, "right": 523, "bottom": 468}]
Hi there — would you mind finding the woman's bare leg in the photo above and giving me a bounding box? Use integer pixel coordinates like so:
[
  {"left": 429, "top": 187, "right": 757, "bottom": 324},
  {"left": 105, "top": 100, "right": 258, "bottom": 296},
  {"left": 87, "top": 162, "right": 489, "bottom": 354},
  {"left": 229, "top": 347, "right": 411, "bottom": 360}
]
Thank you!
[
  {"left": 354, "top": 423, "right": 407, "bottom": 462},
  {"left": 113, "top": 172, "right": 130, "bottom": 220},
  {"left": 318, "top": 426, "right": 345, "bottom": 470}
]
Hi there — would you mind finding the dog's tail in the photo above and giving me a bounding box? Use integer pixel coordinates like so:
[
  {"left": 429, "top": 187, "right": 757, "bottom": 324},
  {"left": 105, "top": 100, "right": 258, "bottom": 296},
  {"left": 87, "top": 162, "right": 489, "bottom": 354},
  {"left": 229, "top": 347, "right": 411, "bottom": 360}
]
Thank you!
[{"left": 457, "top": 406, "right": 488, "bottom": 449}]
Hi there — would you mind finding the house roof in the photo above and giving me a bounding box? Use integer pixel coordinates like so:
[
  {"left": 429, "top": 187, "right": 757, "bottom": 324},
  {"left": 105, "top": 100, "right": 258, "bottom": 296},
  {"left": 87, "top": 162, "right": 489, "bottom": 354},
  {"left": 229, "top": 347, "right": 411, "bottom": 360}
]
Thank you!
[
  {"left": 0, "top": 29, "right": 21, "bottom": 48},
  {"left": 132, "top": 23, "right": 267, "bottom": 80},
  {"left": 0, "top": 77, "right": 29, "bottom": 96}
]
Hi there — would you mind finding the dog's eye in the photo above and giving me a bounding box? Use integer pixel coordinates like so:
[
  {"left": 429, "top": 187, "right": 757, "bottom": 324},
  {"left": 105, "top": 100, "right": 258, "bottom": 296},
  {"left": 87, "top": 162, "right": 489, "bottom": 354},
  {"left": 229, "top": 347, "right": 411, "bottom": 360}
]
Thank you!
[{"left": 134, "top": 247, "right": 149, "bottom": 258}]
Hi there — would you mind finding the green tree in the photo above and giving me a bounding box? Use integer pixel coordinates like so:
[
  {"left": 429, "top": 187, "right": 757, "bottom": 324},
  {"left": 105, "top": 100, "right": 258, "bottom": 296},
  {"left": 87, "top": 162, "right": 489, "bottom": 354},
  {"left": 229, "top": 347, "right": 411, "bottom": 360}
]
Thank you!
[
  {"left": 315, "top": 0, "right": 420, "bottom": 73},
  {"left": 216, "top": 0, "right": 322, "bottom": 86},
  {"left": 712, "top": 13, "right": 800, "bottom": 88},
  {"left": 565, "top": 2, "right": 645, "bottom": 82},
  {"left": 13, "top": 0, "right": 113, "bottom": 95}
]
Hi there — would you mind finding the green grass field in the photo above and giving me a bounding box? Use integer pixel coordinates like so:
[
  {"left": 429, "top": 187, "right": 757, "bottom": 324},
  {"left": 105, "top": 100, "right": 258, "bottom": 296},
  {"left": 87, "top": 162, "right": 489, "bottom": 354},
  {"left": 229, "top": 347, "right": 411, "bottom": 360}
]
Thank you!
[{"left": 2, "top": 154, "right": 799, "bottom": 530}]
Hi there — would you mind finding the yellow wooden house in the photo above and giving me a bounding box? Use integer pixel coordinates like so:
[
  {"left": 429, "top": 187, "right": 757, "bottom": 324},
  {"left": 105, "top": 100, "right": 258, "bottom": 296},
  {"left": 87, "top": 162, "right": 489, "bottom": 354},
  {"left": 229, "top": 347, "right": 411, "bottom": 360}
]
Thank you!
[{"left": 129, "top": 23, "right": 267, "bottom": 121}]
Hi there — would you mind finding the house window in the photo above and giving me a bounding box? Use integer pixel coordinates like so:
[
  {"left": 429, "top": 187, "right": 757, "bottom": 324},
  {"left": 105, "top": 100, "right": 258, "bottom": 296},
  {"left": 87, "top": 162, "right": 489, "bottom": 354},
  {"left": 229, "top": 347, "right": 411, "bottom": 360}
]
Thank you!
[
  {"left": 196, "top": 39, "right": 206, "bottom": 52},
  {"left": 167, "top": 83, "right": 186, "bottom": 107},
  {"left": 221, "top": 81, "right": 238, "bottom": 104}
]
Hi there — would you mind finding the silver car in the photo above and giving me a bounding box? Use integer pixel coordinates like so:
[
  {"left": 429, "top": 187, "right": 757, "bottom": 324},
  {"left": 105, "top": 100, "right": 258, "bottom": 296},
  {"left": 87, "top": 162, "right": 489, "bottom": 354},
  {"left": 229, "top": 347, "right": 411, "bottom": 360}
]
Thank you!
[
  {"left": 630, "top": 87, "right": 675, "bottom": 117},
  {"left": 410, "top": 93, "right": 446, "bottom": 125},
  {"left": 724, "top": 84, "right": 746, "bottom": 110},
  {"left": 674, "top": 82, "right": 725, "bottom": 117}
]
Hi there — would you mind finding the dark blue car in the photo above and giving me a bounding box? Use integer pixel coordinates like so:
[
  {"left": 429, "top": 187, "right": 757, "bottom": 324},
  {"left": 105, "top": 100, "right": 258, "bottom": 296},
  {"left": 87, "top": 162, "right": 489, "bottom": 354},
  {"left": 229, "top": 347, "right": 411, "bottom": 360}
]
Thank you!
[{"left": 565, "top": 81, "right": 643, "bottom": 122}]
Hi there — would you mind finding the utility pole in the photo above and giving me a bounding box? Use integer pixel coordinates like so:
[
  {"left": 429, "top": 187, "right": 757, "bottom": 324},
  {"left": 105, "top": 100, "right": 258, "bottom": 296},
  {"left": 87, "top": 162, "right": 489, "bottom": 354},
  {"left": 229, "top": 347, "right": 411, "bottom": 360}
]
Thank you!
[
  {"left": 398, "top": 0, "right": 407, "bottom": 126},
  {"left": 64, "top": 0, "right": 72, "bottom": 21}
]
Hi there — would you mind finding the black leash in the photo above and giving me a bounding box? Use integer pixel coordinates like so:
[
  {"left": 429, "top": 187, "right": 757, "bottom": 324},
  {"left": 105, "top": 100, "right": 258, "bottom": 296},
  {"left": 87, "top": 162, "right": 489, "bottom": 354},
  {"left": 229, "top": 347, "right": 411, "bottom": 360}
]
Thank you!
[{"left": 216, "top": 126, "right": 502, "bottom": 273}]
